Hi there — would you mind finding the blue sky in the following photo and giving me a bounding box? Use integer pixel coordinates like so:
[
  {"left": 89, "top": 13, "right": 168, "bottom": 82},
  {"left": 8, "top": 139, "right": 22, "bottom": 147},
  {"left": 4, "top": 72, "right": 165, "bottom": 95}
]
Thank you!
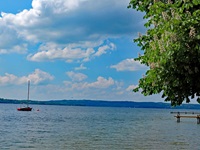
[{"left": 0, "top": 0, "right": 164, "bottom": 102}]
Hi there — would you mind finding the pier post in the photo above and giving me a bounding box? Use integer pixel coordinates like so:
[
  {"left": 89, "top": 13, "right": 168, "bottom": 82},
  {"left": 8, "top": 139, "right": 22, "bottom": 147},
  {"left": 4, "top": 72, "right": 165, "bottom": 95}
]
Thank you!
[
  {"left": 197, "top": 115, "right": 200, "bottom": 124},
  {"left": 177, "top": 112, "right": 180, "bottom": 123}
]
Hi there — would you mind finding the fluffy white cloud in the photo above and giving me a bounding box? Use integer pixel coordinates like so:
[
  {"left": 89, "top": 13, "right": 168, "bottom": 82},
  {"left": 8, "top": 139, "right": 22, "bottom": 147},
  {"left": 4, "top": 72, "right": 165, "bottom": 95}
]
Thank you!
[
  {"left": 32, "top": 0, "right": 79, "bottom": 15},
  {"left": 126, "top": 84, "right": 138, "bottom": 91},
  {"left": 66, "top": 71, "right": 87, "bottom": 82},
  {"left": 87, "top": 76, "right": 114, "bottom": 88},
  {"left": 27, "top": 69, "right": 54, "bottom": 84},
  {"left": 27, "top": 41, "right": 116, "bottom": 62},
  {"left": 0, "top": 69, "right": 54, "bottom": 85},
  {"left": 74, "top": 64, "right": 87, "bottom": 70},
  {"left": 27, "top": 42, "right": 95, "bottom": 62},
  {"left": 0, "top": 0, "right": 144, "bottom": 56},
  {"left": 0, "top": 44, "right": 28, "bottom": 54},
  {"left": 0, "top": 20, "right": 28, "bottom": 54},
  {"left": 94, "top": 43, "right": 116, "bottom": 57},
  {"left": 64, "top": 76, "right": 114, "bottom": 90},
  {"left": 110, "top": 58, "right": 148, "bottom": 71},
  {"left": 60, "top": 77, "right": 159, "bottom": 102}
]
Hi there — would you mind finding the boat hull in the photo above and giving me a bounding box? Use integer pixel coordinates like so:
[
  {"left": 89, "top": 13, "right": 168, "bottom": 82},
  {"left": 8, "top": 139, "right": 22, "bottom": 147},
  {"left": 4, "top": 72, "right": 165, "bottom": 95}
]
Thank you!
[{"left": 17, "top": 107, "right": 32, "bottom": 111}]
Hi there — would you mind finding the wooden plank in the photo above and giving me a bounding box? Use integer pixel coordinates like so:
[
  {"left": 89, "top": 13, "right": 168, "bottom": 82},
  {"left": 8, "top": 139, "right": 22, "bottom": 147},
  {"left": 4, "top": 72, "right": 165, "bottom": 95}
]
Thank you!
[
  {"left": 174, "top": 116, "right": 197, "bottom": 118},
  {"left": 173, "top": 114, "right": 200, "bottom": 124},
  {"left": 174, "top": 115, "right": 200, "bottom": 118},
  {"left": 171, "top": 111, "right": 200, "bottom": 114}
]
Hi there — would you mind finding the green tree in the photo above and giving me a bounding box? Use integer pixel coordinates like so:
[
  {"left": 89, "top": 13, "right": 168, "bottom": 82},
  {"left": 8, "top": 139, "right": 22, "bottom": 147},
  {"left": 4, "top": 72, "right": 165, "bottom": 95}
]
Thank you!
[{"left": 128, "top": 0, "right": 200, "bottom": 106}]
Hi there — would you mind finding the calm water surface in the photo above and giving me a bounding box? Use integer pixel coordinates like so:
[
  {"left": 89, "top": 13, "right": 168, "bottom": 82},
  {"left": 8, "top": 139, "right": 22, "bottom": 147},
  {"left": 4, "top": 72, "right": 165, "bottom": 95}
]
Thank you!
[{"left": 0, "top": 104, "right": 199, "bottom": 150}]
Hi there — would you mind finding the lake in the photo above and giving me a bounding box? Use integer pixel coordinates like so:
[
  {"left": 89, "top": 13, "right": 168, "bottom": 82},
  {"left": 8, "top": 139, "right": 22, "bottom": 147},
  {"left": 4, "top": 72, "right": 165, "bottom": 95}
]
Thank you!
[{"left": 0, "top": 104, "right": 199, "bottom": 150}]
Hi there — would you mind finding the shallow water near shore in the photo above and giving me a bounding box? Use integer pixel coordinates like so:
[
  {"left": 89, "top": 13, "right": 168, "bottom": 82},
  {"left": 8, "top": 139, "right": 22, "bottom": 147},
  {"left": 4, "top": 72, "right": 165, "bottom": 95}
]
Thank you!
[{"left": 0, "top": 104, "right": 199, "bottom": 150}]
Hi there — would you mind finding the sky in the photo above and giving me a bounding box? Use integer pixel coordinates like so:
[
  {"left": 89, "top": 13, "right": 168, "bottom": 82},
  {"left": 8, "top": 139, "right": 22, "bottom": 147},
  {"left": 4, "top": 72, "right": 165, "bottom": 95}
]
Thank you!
[{"left": 0, "top": 0, "right": 164, "bottom": 102}]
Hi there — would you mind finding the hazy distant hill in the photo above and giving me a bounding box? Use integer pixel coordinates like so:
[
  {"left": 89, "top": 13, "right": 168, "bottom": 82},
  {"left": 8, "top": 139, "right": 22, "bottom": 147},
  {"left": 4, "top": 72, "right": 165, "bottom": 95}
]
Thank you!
[{"left": 0, "top": 98, "right": 200, "bottom": 109}]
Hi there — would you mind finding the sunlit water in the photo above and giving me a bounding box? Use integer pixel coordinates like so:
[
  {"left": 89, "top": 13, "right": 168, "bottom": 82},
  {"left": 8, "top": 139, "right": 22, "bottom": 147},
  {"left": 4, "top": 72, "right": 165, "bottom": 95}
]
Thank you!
[{"left": 0, "top": 104, "right": 199, "bottom": 150}]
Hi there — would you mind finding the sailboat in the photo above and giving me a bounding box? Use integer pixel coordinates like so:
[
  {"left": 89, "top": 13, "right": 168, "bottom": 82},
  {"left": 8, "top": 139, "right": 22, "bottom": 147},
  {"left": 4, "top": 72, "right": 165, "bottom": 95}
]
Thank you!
[{"left": 17, "top": 80, "right": 32, "bottom": 111}]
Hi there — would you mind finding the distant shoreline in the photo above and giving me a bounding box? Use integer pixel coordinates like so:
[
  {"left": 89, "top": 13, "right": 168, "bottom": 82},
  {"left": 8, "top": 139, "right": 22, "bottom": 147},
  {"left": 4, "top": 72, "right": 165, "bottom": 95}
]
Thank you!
[{"left": 0, "top": 98, "right": 200, "bottom": 109}]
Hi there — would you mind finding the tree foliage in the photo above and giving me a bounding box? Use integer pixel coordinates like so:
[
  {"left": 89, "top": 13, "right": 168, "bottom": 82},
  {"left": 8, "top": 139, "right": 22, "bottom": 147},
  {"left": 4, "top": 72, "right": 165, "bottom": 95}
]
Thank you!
[{"left": 128, "top": 0, "right": 200, "bottom": 106}]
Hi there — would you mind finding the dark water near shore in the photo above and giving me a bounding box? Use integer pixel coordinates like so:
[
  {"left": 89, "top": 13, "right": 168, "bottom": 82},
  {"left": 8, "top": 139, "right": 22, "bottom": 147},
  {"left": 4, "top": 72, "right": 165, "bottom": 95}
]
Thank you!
[{"left": 0, "top": 104, "right": 199, "bottom": 150}]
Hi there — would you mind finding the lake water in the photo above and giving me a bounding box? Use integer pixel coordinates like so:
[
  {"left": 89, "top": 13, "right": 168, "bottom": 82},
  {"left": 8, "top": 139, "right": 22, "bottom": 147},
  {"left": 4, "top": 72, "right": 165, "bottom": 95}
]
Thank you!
[{"left": 0, "top": 104, "right": 199, "bottom": 150}]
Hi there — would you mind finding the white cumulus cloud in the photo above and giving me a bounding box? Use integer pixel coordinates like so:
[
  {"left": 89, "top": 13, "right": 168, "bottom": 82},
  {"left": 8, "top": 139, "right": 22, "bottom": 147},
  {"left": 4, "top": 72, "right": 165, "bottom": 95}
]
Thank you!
[
  {"left": 94, "top": 42, "right": 116, "bottom": 57},
  {"left": 0, "top": 69, "right": 54, "bottom": 85},
  {"left": 66, "top": 71, "right": 87, "bottom": 82},
  {"left": 27, "top": 41, "right": 116, "bottom": 62},
  {"left": 28, "top": 69, "right": 54, "bottom": 84},
  {"left": 27, "top": 42, "right": 95, "bottom": 62},
  {"left": 74, "top": 64, "right": 87, "bottom": 70},
  {"left": 64, "top": 76, "right": 114, "bottom": 90},
  {"left": 110, "top": 58, "right": 148, "bottom": 71},
  {"left": 126, "top": 84, "right": 138, "bottom": 91},
  {"left": 0, "top": 0, "right": 144, "bottom": 57},
  {"left": 87, "top": 76, "right": 114, "bottom": 89}
]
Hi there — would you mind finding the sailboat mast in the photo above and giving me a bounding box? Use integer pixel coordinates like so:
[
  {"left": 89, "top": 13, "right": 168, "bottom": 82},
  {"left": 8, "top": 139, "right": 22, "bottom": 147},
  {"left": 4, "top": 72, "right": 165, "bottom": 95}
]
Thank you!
[
  {"left": 27, "top": 80, "right": 30, "bottom": 101},
  {"left": 17, "top": 80, "right": 32, "bottom": 111}
]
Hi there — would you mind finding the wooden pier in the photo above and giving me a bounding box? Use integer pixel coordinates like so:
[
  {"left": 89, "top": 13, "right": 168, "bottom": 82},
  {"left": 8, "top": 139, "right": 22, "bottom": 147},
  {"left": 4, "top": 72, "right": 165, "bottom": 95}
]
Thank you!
[{"left": 171, "top": 112, "right": 200, "bottom": 124}]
